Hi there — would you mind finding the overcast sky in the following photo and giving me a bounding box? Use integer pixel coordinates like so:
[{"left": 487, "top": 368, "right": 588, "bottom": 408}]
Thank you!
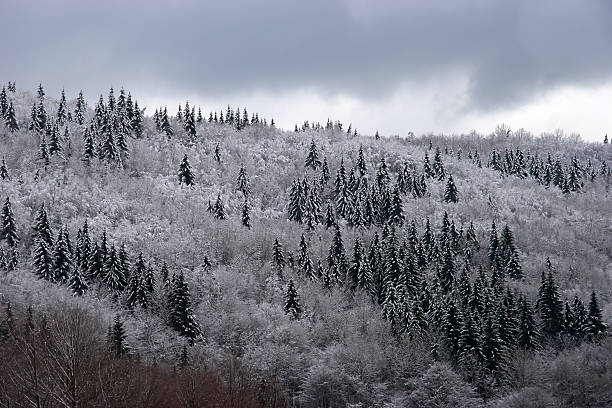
[{"left": 2, "top": 0, "right": 611, "bottom": 141}]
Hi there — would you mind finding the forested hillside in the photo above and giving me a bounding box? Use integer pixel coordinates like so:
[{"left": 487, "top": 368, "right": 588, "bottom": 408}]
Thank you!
[{"left": 0, "top": 83, "right": 611, "bottom": 407}]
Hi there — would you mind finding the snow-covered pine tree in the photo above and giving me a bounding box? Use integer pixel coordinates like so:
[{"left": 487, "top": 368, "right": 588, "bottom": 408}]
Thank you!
[
  {"left": 49, "top": 122, "right": 63, "bottom": 157},
  {"left": 33, "top": 236, "right": 54, "bottom": 281},
  {"left": 103, "top": 244, "right": 127, "bottom": 294},
  {"left": 241, "top": 196, "right": 251, "bottom": 229},
  {"left": 389, "top": 186, "right": 405, "bottom": 226},
  {"left": 2, "top": 197, "right": 19, "bottom": 248},
  {"left": 517, "top": 295, "right": 539, "bottom": 350},
  {"left": 74, "top": 90, "right": 86, "bottom": 125},
  {"left": 284, "top": 279, "right": 302, "bottom": 319},
  {"left": 444, "top": 175, "right": 458, "bottom": 203},
  {"left": 272, "top": 238, "right": 285, "bottom": 273},
  {"left": 56, "top": 89, "right": 67, "bottom": 126},
  {"left": 536, "top": 268, "right": 564, "bottom": 338},
  {"left": 586, "top": 291, "right": 607, "bottom": 341},
  {"left": 127, "top": 253, "right": 147, "bottom": 309},
  {"left": 213, "top": 194, "right": 227, "bottom": 220},
  {"left": 5, "top": 101, "right": 19, "bottom": 132},
  {"left": 0, "top": 158, "right": 8, "bottom": 180},
  {"left": 52, "top": 227, "right": 73, "bottom": 284},
  {"left": 131, "top": 101, "right": 143, "bottom": 138},
  {"left": 168, "top": 272, "right": 202, "bottom": 344},
  {"left": 33, "top": 202, "right": 53, "bottom": 247},
  {"left": 236, "top": 165, "right": 251, "bottom": 197},
  {"left": 178, "top": 154, "right": 195, "bottom": 186},
  {"left": 305, "top": 139, "right": 322, "bottom": 170},
  {"left": 0, "top": 87, "right": 7, "bottom": 118},
  {"left": 68, "top": 262, "right": 88, "bottom": 296}
]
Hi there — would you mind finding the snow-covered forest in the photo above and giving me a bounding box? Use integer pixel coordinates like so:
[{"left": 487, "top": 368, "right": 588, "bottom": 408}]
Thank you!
[{"left": 0, "top": 83, "right": 611, "bottom": 407}]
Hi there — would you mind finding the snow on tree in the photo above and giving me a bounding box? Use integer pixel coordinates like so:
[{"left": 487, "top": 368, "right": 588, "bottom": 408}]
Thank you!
[
  {"left": 284, "top": 279, "right": 302, "bottom": 319},
  {"left": 305, "top": 139, "right": 322, "bottom": 170},
  {"left": 0, "top": 158, "right": 8, "bottom": 180},
  {"left": 178, "top": 154, "right": 195, "bottom": 186},
  {"left": 168, "top": 272, "right": 202, "bottom": 344},
  {"left": 586, "top": 291, "right": 607, "bottom": 341},
  {"left": 52, "top": 227, "right": 73, "bottom": 284},
  {"left": 236, "top": 165, "right": 251, "bottom": 197},
  {"left": 4, "top": 101, "right": 19, "bottom": 132},
  {"left": 444, "top": 175, "right": 458, "bottom": 203},
  {"left": 241, "top": 196, "right": 251, "bottom": 229},
  {"left": 2, "top": 196, "right": 19, "bottom": 247},
  {"left": 213, "top": 194, "right": 227, "bottom": 220}
]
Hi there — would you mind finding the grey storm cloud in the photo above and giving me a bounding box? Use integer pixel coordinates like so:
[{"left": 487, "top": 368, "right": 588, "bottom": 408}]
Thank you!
[{"left": 2, "top": 0, "right": 612, "bottom": 111}]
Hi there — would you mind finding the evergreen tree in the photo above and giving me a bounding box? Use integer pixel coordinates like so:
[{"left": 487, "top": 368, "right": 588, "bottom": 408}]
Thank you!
[
  {"left": 305, "top": 139, "right": 322, "bottom": 170},
  {"left": 272, "top": 238, "right": 285, "bottom": 273},
  {"left": 178, "top": 154, "right": 195, "bottom": 186},
  {"left": 33, "top": 236, "right": 54, "bottom": 281},
  {"left": 320, "top": 156, "right": 330, "bottom": 184},
  {"left": 74, "top": 90, "right": 86, "bottom": 125},
  {"left": 236, "top": 165, "right": 251, "bottom": 197},
  {"left": 241, "top": 196, "right": 251, "bottom": 229},
  {"left": 103, "top": 245, "right": 127, "bottom": 294},
  {"left": 480, "top": 316, "right": 504, "bottom": 371},
  {"left": 586, "top": 291, "right": 607, "bottom": 341},
  {"left": 0, "top": 158, "right": 8, "bottom": 180},
  {"left": 4, "top": 101, "right": 19, "bottom": 132},
  {"left": 161, "top": 107, "right": 173, "bottom": 139},
  {"left": 68, "top": 263, "right": 88, "bottom": 296},
  {"left": 37, "top": 83, "right": 45, "bottom": 100},
  {"left": 213, "top": 194, "right": 227, "bottom": 220},
  {"left": 327, "top": 227, "right": 349, "bottom": 284},
  {"left": 2, "top": 197, "right": 19, "bottom": 247},
  {"left": 115, "top": 128, "right": 129, "bottom": 160},
  {"left": 433, "top": 147, "right": 446, "bottom": 180},
  {"left": 214, "top": 143, "right": 221, "bottom": 162},
  {"left": 537, "top": 269, "right": 564, "bottom": 338},
  {"left": 438, "top": 245, "right": 456, "bottom": 293},
  {"left": 487, "top": 222, "right": 499, "bottom": 267},
  {"left": 325, "top": 203, "right": 336, "bottom": 229},
  {"left": 56, "top": 89, "right": 67, "bottom": 125},
  {"left": 376, "top": 157, "right": 390, "bottom": 186},
  {"left": 444, "top": 302, "right": 463, "bottom": 360},
  {"left": 82, "top": 127, "right": 96, "bottom": 164},
  {"left": 517, "top": 296, "right": 539, "bottom": 350},
  {"left": 168, "top": 272, "right": 202, "bottom": 344},
  {"left": 39, "top": 135, "right": 50, "bottom": 166},
  {"left": 0, "top": 87, "right": 7, "bottom": 118},
  {"left": 459, "top": 310, "right": 481, "bottom": 364},
  {"left": 131, "top": 101, "right": 143, "bottom": 137},
  {"left": 444, "top": 175, "right": 458, "bottom": 203},
  {"left": 52, "top": 227, "right": 73, "bottom": 284},
  {"left": 288, "top": 180, "right": 305, "bottom": 223},
  {"left": 49, "top": 122, "right": 63, "bottom": 157},
  {"left": 33, "top": 202, "right": 53, "bottom": 247},
  {"left": 284, "top": 279, "right": 302, "bottom": 319},
  {"left": 108, "top": 315, "right": 129, "bottom": 356},
  {"left": 389, "top": 186, "right": 405, "bottom": 226},
  {"left": 101, "top": 130, "right": 119, "bottom": 164},
  {"left": 127, "top": 253, "right": 149, "bottom": 309}
]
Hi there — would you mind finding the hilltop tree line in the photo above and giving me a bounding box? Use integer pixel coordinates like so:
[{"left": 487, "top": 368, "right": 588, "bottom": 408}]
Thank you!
[{"left": 287, "top": 141, "right": 460, "bottom": 231}]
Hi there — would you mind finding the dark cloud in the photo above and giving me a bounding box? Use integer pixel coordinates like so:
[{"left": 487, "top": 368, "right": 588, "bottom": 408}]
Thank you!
[{"left": 1, "top": 0, "right": 611, "bottom": 111}]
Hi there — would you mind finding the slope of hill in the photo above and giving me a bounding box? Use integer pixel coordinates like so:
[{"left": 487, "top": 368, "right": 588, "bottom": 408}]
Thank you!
[{"left": 0, "top": 84, "right": 611, "bottom": 407}]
